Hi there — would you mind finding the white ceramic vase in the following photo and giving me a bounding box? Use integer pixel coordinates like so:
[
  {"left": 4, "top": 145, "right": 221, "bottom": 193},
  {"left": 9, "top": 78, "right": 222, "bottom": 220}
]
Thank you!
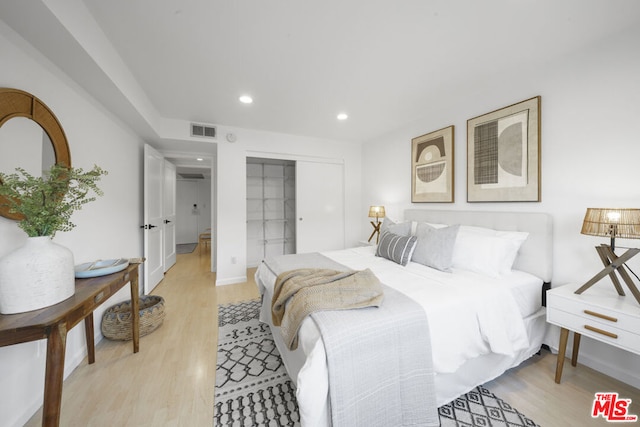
[{"left": 0, "top": 236, "right": 75, "bottom": 314}]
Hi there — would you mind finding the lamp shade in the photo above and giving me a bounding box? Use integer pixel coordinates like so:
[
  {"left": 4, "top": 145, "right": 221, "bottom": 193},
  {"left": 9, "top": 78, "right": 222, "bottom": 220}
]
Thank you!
[
  {"left": 581, "top": 208, "right": 640, "bottom": 239},
  {"left": 368, "top": 206, "right": 386, "bottom": 219}
]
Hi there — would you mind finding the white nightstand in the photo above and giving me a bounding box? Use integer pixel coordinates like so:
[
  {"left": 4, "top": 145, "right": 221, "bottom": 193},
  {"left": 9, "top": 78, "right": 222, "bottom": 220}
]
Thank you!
[{"left": 546, "top": 283, "right": 640, "bottom": 383}]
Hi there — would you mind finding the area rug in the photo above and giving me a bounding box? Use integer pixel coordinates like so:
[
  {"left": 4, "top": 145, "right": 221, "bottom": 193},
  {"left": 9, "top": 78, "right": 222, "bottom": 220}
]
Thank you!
[
  {"left": 176, "top": 243, "right": 197, "bottom": 254},
  {"left": 215, "top": 299, "right": 539, "bottom": 427}
]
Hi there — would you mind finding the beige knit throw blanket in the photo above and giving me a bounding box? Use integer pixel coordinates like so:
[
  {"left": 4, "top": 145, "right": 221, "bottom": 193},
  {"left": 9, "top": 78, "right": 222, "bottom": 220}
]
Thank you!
[{"left": 271, "top": 268, "right": 384, "bottom": 350}]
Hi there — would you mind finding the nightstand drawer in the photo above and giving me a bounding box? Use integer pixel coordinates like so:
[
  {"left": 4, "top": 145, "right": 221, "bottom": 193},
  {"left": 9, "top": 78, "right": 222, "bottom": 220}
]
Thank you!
[
  {"left": 548, "top": 296, "right": 640, "bottom": 334},
  {"left": 548, "top": 308, "right": 640, "bottom": 354},
  {"left": 546, "top": 283, "right": 640, "bottom": 384}
]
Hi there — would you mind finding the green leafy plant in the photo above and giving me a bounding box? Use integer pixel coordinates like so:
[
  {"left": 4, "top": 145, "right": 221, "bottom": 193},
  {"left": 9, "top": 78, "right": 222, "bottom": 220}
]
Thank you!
[{"left": 0, "top": 164, "right": 108, "bottom": 237}]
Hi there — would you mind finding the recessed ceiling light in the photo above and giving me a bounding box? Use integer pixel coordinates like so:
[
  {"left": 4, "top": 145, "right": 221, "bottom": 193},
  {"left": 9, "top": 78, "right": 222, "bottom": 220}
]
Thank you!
[
  {"left": 239, "top": 95, "right": 253, "bottom": 104},
  {"left": 196, "top": 158, "right": 203, "bottom": 161},
  {"left": 337, "top": 113, "right": 348, "bottom": 120}
]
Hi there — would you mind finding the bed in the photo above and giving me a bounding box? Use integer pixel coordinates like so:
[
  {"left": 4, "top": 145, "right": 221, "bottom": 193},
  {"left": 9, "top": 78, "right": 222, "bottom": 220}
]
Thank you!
[{"left": 255, "top": 209, "right": 553, "bottom": 427}]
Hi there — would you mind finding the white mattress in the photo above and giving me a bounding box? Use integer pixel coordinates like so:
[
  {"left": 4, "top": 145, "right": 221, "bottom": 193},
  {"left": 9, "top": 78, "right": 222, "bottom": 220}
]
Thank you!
[{"left": 256, "top": 246, "right": 546, "bottom": 427}]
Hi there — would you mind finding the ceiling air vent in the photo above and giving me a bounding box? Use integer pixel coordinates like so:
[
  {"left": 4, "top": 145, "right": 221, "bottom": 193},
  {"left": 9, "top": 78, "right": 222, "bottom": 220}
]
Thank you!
[{"left": 190, "top": 123, "right": 216, "bottom": 139}]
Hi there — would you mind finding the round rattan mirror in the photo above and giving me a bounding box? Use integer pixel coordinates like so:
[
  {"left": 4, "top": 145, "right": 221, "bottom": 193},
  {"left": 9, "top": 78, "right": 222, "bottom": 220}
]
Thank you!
[{"left": 0, "top": 87, "right": 71, "bottom": 220}]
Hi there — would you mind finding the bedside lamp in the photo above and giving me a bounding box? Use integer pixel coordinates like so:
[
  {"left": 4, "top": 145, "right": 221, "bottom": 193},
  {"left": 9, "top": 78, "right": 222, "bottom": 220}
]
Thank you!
[
  {"left": 575, "top": 208, "right": 640, "bottom": 304},
  {"left": 367, "top": 206, "right": 386, "bottom": 244}
]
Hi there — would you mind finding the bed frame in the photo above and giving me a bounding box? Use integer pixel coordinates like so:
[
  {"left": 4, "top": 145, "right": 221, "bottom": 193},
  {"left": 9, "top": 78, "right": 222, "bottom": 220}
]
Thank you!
[{"left": 256, "top": 209, "right": 555, "bottom": 423}]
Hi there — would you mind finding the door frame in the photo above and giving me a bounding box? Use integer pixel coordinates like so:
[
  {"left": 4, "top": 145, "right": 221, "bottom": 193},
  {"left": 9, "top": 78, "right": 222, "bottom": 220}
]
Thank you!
[
  {"left": 163, "top": 159, "right": 177, "bottom": 272},
  {"left": 245, "top": 151, "right": 346, "bottom": 255},
  {"left": 162, "top": 151, "right": 217, "bottom": 272}
]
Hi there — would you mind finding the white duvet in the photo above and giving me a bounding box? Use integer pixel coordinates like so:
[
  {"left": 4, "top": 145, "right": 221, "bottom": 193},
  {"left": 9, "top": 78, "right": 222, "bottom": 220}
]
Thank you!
[{"left": 256, "top": 246, "right": 541, "bottom": 427}]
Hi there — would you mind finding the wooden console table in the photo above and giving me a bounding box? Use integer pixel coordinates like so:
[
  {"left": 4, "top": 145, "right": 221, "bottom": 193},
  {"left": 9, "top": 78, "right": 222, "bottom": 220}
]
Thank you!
[{"left": 0, "top": 261, "right": 142, "bottom": 426}]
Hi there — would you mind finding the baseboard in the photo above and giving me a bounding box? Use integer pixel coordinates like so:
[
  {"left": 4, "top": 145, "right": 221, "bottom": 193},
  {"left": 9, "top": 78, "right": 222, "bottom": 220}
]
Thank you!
[
  {"left": 216, "top": 275, "right": 248, "bottom": 286},
  {"left": 547, "top": 341, "right": 640, "bottom": 389},
  {"left": 10, "top": 397, "right": 43, "bottom": 427},
  {"left": 10, "top": 335, "right": 91, "bottom": 427},
  {"left": 577, "top": 351, "right": 640, "bottom": 389}
]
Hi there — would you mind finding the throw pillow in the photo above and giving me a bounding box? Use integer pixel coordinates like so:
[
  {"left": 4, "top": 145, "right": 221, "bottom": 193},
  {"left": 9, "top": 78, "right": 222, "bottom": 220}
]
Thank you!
[
  {"left": 411, "top": 223, "right": 460, "bottom": 272},
  {"left": 380, "top": 218, "right": 411, "bottom": 237},
  {"left": 375, "top": 231, "right": 417, "bottom": 266}
]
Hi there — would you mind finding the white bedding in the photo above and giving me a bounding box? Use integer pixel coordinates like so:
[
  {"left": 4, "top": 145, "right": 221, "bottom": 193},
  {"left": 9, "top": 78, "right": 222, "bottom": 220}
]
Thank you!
[{"left": 256, "top": 245, "right": 545, "bottom": 427}]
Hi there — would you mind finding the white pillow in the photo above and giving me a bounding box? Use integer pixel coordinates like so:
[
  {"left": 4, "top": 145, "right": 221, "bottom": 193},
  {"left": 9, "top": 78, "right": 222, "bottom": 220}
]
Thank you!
[{"left": 451, "top": 226, "right": 528, "bottom": 277}]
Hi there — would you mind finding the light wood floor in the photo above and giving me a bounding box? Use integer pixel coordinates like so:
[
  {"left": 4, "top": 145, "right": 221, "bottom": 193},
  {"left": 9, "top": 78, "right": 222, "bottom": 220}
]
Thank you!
[{"left": 25, "top": 247, "right": 639, "bottom": 426}]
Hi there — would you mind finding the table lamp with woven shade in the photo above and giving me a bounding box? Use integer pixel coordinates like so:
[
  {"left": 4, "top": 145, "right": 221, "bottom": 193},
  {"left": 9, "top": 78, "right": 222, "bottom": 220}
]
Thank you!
[
  {"left": 367, "top": 206, "right": 385, "bottom": 244},
  {"left": 576, "top": 208, "right": 640, "bottom": 304},
  {"left": 581, "top": 208, "right": 640, "bottom": 251}
]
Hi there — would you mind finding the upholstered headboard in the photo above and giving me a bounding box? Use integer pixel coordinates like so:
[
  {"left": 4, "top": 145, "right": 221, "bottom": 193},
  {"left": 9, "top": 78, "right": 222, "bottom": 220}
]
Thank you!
[{"left": 404, "top": 209, "right": 553, "bottom": 283}]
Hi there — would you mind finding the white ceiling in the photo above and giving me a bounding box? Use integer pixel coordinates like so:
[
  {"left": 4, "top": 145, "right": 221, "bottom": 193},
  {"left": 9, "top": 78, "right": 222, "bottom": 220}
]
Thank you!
[{"left": 2, "top": 1, "right": 640, "bottom": 146}]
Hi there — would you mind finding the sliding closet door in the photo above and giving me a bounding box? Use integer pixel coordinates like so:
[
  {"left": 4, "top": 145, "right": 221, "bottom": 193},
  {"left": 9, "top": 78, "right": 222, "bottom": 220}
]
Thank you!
[{"left": 296, "top": 161, "right": 345, "bottom": 254}]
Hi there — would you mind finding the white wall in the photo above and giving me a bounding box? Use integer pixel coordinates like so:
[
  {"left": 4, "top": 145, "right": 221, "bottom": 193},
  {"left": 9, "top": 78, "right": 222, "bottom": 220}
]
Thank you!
[
  {"left": 175, "top": 179, "right": 199, "bottom": 243},
  {"left": 0, "top": 23, "right": 144, "bottom": 427},
  {"left": 361, "top": 24, "right": 640, "bottom": 388},
  {"left": 215, "top": 127, "right": 362, "bottom": 285},
  {"left": 198, "top": 178, "right": 212, "bottom": 235},
  {"left": 175, "top": 178, "right": 212, "bottom": 243}
]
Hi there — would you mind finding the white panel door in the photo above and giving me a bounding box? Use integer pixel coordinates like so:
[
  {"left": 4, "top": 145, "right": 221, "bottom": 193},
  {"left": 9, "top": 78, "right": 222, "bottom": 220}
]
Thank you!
[
  {"left": 144, "top": 144, "right": 165, "bottom": 293},
  {"left": 163, "top": 160, "right": 177, "bottom": 272},
  {"left": 296, "top": 161, "right": 345, "bottom": 254}
]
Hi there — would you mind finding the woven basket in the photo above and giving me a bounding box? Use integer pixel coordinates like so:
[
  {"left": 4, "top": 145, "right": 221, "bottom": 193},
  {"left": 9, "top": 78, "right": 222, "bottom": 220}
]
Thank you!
[{"left": 101, "top": 295, "right": 165, "bottom": 341}]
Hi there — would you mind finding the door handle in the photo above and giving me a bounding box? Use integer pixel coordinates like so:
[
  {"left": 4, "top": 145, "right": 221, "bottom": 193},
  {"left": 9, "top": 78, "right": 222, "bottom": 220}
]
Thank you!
[
  {"left": 164, "top": 220, "right": 172, "bottom": 224},
  {"left": 139, "top": 224, "right": 158, "bottom": 229}
]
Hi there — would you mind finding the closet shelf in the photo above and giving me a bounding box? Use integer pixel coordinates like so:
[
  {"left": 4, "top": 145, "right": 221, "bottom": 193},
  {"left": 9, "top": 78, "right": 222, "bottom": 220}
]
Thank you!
[
  {"left": 247, "top": 175, "right": 294, "bottom": 181},
  {"left": 246, "top": 159, "right": 297, "bottom": 266},
  {"left": 264, "top": 238, "right": 293, "bottom": 244},
  {"left": 248, "top": 197, "right": 294, "bottom": 202}
]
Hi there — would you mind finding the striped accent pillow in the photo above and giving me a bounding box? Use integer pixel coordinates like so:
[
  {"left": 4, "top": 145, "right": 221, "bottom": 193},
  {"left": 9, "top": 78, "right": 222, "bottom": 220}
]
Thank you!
[{"left": 375, "top": 231, "right": 418, "bottom": 266}]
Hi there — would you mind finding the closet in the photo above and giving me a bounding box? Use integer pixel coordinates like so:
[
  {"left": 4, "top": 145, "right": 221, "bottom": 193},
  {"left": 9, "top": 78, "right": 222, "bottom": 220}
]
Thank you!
[{"left": 246, "top": 158, "right": 296, "bottom": 266}]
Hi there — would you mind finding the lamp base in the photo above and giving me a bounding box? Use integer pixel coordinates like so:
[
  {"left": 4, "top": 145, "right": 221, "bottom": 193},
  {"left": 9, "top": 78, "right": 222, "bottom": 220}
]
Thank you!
[
  {"left": 575, "top": 244, "right": 640, "bottom": 305},
  {"left": 368, "top": 220, "right": 382, "bottom": 244}
]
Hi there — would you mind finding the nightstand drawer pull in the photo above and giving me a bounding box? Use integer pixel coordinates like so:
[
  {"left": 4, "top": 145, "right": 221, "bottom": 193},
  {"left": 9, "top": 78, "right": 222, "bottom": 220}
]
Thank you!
[
  {"left": 584, "top": 325, "right": 618, "bottom": 339},
  {"left": 584, "top": 310, "right": 617, "bottom": 322}
]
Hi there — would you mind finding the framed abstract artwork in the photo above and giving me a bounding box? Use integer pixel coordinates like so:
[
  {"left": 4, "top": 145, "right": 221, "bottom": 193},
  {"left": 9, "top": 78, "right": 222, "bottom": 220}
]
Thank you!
[
  {"left": 411, "top": 125, "right": 454, "bottom": 203},
  {"left": 467, "top": 96, "right": 541, "bottom": 202}
]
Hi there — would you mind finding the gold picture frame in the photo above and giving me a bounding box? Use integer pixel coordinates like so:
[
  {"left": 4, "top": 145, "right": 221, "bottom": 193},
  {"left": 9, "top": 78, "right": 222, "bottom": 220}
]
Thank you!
[
  {"left": 467, "top": 96, "right": 541, "bottom": 202},
  {"left": 411, "top": 125, "right": 454, "bottom": 203}
]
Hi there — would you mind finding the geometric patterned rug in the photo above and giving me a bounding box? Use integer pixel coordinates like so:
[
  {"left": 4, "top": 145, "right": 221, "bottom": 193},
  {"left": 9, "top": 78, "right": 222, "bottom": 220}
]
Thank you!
[
  {"left": 214, "top": 299, "right": 539, "bottom": 427},
  {"left": 215, "top": 299, "right": 299, "bottom": 426},
  {"left": 439, "top": 386, "right": 539, "bottom": 426}
]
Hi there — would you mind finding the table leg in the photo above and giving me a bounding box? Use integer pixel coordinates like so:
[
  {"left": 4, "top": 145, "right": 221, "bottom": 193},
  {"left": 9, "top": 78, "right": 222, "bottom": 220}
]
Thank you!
[
  {"left": 555, "top": 327, "right": 569, "bottom": 384},
  {"left": 130, "top": 270, "right": 140, "bottom": 354},
  {"left": 43, "top": 323, "right": 67, "bottom": 427},
  {"left": 571, "top": 332, "right": 581, "bottom": 367},
  {"left": 84, "top": 314, "right": 95, "bottom": 364}
]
